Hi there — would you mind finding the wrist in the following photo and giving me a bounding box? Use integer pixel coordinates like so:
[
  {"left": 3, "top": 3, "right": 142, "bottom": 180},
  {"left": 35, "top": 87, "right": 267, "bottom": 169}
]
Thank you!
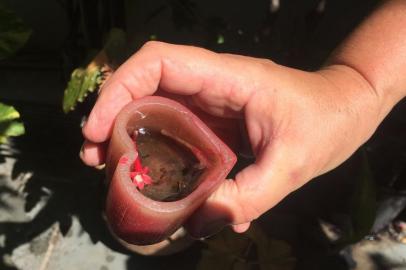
[
  {"left": 320, "top": 63, "right": 401, "bottom": 117},
  {"left": 315, "top": 64, "right": 389, "bottom": 142},
  {"left": 325, "top": 56, "right": 406, "bottom": 111}
]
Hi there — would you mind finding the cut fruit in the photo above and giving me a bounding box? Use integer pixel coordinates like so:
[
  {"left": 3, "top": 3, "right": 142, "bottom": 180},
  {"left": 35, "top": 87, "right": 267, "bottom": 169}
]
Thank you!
[{"left": 105, "top": 96, "right": 236, "bottom": 245}]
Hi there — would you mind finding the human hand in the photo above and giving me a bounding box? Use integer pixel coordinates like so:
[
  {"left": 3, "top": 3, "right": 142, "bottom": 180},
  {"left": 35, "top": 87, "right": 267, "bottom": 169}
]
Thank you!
[{"left": 80, "top": 41, "right": 389, "bottom": 238}]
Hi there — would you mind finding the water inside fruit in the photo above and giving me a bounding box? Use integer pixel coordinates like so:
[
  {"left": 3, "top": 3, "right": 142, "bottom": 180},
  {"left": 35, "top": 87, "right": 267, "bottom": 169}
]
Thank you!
[{"left": 134, "top": 128, "right": 205, "bottom": 202}]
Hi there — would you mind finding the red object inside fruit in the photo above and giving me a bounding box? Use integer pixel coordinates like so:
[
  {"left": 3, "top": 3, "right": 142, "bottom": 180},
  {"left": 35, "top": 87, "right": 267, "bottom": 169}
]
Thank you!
[{"left": 130, "top": 132, "right": 152, "bottom": 190}]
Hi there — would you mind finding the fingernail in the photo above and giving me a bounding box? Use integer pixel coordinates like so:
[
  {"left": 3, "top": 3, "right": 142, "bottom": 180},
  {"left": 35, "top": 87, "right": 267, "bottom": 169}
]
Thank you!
[
  {"left": 80, "top": 116, "right": 88, "bottom": 128},
  {"left": 79, "top": 143, "right": 85, "bottom": 158},
  {"left": 94, "top": 163, "right": 106, "bottom": 170},
  {"left": 195, "top": 219, "right": 228, "bottom": 239}
]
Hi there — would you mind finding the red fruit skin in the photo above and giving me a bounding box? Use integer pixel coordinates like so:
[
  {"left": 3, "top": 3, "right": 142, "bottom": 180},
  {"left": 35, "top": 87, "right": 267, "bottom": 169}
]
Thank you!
[{"left": 105, "top": 96, "right": 237, "bottom": 245}]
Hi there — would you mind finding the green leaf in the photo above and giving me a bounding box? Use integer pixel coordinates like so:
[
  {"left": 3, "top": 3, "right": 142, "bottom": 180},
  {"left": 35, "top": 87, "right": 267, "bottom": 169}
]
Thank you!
[
  {"left": 0, "top": 102, "right": 25, "bottom": 144},
  {"left": 0, "top": 102, "right": 20, "bottom": 122},
  {"left": 62, "top": 28, "right": 127, "bottom": 113},
  {"left": 199, "top": 225, "right": 296, "bottom": 270},
  {"left": 206, "top": 227, "right": 252, "bottom": 255},
  {"left": 197, "top": 250, "right": 238, "bottom": 270},
  {"left": 217, "top": 34, "right": 225, "bottom": 44},
  {"left": 62, "top": 66, "right": 102, "bottom": 113},
  {"left": 350, "top": 151, "right": 377, "bottom": 241},
  {"left": 339, "top": 151, "right": 377, "bottom": 246},
  {"left": 257, "top": 239, "right": 296, "bottom": 270},
  {"left": 199, "top": 228, "right": 255, "bottom": 270},
  {"left": 0, "top": 121, "right": 24, "bottom": 137},
  {"left": 247, "top": 224, "right": 296, "bottom": 270},
  {"left": 0, "top": 1, "right": 32, "bottom": 59}
]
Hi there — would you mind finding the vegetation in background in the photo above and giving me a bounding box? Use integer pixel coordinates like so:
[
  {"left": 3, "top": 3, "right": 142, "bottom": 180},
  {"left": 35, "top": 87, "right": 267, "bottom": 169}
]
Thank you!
[
  {"left": 0, "top": 1, "right": 29, "bottom": 143},
  {"left": 199, "top": 225, "right": 296, "bottom": 270},
  {"left": 0, "top": 103, "right": 24, "bottom": 144},
  {"left": 62, "top": 63, "right": 104, "bottom": 113},
  {"left": 340, "top": 152, "right": 377, "bottom": 245},
  {"left": 62, "top": 28, "right": 126, "bottom": 113},
  {"left": 0, "top": 0, "right": 31, "bottom": 60}
]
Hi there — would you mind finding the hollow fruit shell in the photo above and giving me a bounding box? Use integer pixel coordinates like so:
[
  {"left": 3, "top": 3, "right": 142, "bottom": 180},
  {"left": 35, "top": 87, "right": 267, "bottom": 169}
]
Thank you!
[{"left": 105, "top": 96, "right": 237, "bottom": 245}]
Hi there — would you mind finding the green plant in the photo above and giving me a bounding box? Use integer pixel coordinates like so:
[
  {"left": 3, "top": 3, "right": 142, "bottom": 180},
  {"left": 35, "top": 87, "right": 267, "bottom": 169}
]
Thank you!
[
  {"left": 198, "top": 224, "right": 296, "bottom": 270},
  {"left": 338, "top": 151, "right": 377, "bottom": 247},
  {"left": 0, "top": 0, "right": 31, "bottom": 60},
  {"left": 62, "top": 28, "right": 126, "bottom": 113},
  {"left": 62, "top": 64, "right": 104, "bottom": 113},
  {"left": 0, "top": 102, "right": 24, "bottom": 144},
  {"left": 0, "top": 2, "right": 28, "bottom": 143}
]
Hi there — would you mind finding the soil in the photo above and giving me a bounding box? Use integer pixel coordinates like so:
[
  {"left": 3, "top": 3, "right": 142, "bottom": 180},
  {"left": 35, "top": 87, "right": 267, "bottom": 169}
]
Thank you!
[{"left": 134, "top": 128, "right": 205, "bottom": 202}]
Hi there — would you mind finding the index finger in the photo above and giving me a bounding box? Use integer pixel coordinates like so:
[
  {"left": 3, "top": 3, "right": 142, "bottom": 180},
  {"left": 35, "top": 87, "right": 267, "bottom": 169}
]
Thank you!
[{"left": 83, "top": 41, "right": 226, "bottom": 143}]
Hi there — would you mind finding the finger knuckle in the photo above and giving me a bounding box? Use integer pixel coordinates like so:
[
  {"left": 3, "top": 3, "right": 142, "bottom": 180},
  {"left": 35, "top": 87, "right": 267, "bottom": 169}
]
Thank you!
[
  {"left": 255, "top": 58, "right": 276, "bottom": 71},
  {"left": 237, "top": 196, "right": 262, "bottom": 222},
  {"left": 232, "top": 181, "right": 263, "bottom": 222},
  {"left": 285, "top": 154, "right": 315, "bottom": 191},
  {"left": 141, "top": 40, "right": 165, "bottom": 51}
]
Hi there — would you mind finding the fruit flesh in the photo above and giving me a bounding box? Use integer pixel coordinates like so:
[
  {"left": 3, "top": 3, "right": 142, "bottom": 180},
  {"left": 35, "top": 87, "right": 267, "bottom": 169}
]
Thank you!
[{"left": 134, "top": 128, "right": 205, "bottom": 202}]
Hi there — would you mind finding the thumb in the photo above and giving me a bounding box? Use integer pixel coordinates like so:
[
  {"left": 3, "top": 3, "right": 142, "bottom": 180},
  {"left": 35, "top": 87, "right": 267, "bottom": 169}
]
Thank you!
[{"left": 185, "top": 146, "right": 301, "bottom": 238}]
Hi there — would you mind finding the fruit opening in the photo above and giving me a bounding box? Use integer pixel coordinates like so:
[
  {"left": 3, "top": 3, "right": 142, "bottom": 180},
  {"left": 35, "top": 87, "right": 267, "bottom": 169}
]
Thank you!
[{"left": 131, "top": 127, "right": 206, "bottom": 202}]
